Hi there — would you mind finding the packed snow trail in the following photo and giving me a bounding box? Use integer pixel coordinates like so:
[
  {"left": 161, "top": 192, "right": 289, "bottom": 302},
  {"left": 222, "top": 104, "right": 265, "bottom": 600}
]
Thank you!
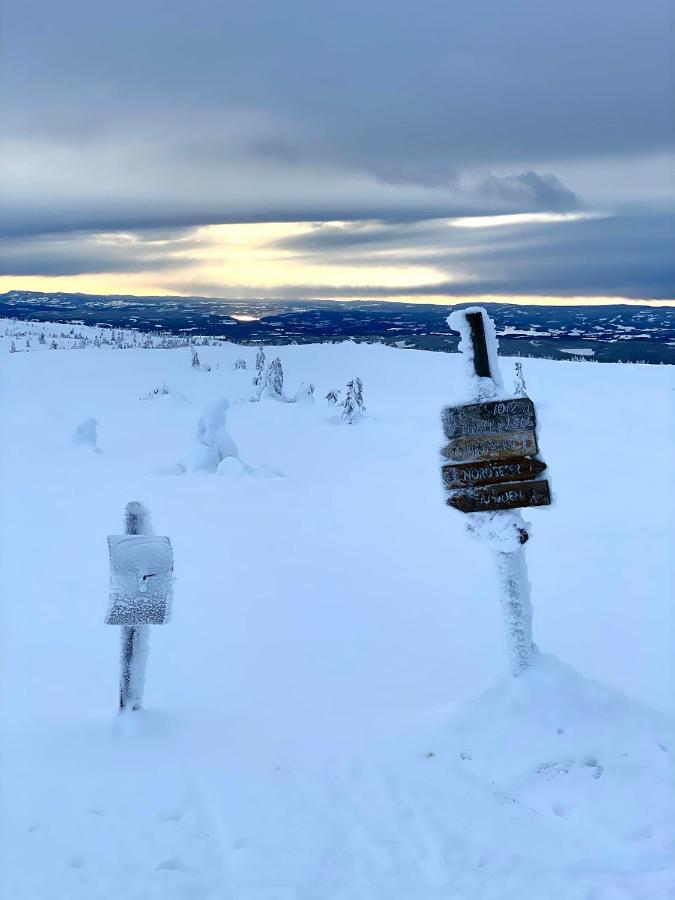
[{"left": 1, "top": 329, "right": 673, "bottom": 898}]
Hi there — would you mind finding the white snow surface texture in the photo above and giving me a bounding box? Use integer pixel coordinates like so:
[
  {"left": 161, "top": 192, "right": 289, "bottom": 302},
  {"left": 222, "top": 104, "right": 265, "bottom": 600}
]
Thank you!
[{"left": 0, "top": 321, "right": 673, "bottom": 900}]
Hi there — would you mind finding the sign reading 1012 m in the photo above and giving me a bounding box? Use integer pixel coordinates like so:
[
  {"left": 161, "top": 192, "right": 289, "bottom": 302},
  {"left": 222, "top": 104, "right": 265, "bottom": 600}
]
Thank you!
[{"left": 440, "top": 396, "right": 551, "bottom": 513}]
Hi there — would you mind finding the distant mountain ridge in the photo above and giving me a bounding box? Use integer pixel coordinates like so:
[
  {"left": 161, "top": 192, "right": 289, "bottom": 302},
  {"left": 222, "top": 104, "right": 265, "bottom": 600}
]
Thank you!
[{"left": 1, "top": 290, "right": 673, "bottom": 364}]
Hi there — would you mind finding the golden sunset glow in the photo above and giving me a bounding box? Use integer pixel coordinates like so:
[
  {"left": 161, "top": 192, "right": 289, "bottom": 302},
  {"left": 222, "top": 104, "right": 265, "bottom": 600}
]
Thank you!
[{"left": 0, "top": 218, "right": 669, "bottom": 306}]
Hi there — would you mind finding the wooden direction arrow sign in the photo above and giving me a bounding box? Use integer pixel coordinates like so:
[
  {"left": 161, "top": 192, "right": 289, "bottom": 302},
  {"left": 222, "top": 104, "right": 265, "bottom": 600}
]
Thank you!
[
  {"left": 441, "top": 456, "right": 547, "bottom": 490},
  {"left": 440, "top": 430, "right": 538, "bottom": 464},
  {"left": 442, "top": 398, "right": 536, "bottom": 441},
  {"left": 447, "top": 478, "right": 551, "bottom": 513}
]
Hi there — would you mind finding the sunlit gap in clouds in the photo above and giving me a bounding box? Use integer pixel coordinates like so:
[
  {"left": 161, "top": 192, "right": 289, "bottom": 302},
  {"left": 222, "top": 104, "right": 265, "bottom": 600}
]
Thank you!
[{"left": 0, "top": 214, "right": 670, "bottom": 307}]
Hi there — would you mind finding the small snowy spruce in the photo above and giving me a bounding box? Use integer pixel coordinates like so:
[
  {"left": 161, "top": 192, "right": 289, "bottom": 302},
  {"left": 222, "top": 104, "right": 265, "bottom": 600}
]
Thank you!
[
  {"left": 326, "top": 389, "right": 340, "bottom": 405},
  {"left": 255, "top": 357, "right": 286, "bottom": 401},
  {"left": 252, "top": 347, "right": 266, "bottom": 387},
  {"left": 341, "top": 377, "right": 365, "bottom": 424},
  {"left": 191, "top": 348, "right": 201, "bottom": 369},
  {"left": 513, "top": 361, "right": 528, "bottom": 397}
]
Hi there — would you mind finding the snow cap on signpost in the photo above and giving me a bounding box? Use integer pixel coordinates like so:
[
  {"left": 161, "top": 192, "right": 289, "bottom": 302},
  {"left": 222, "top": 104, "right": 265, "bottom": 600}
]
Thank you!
[{"left": 447, "top": 307, "right": 504, "bottom": 400}]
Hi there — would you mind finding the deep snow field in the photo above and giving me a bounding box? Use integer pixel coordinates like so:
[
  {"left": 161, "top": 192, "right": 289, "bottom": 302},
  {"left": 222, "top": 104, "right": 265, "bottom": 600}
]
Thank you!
[{"left": 1, "top": 319, "right": 673, "bottom": 900}]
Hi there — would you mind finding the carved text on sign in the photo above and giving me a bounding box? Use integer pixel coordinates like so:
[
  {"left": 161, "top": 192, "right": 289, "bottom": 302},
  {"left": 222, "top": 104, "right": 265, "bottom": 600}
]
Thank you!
[
  {"left": 447, "top": 479, "right": 551, "bottom": 513},
  {"left": 442, "top": 398, "right": 536, "bottom": 440},
  {"left": 440, "top": 430, "right": 538, "bottom": 464},
  {"left": 441, "top": 456, "right": 547, "bottom": 490}
]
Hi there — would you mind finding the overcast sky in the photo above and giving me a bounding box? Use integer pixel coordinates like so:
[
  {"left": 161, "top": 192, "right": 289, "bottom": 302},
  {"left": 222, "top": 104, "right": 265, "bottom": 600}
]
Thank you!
[{"left": 1, "top": 0, "right": 673, "bottom": 303}]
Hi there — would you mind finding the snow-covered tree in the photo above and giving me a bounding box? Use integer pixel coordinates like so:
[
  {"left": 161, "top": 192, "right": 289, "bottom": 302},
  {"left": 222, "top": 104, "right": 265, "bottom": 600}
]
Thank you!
[
  {"left": 341, "top": 377, "right": 365, "bottom": 424},
  {"left": 9, "top": 341, "right": 16, "bottom": 353},
  {"left": 50, "top": 340, "right": 58, "bottom": 350},
  {"left": 294, "top": 382, "right": 315, "bottom": 403},
  {"left": 326, "top": 390, "right": 340, "bottom": 405},
  {"left": 178, "top": 398, "right": 239, "bottom": 473},
  {"left": 255, "top": 357, "right": 286, "bottom": 401},
  {"left": 234, "top": 358, "right": 247, "bottom": 370},
  {"left": 513, "top": 361, "right": 527, "bottom": 397},
  {"left": 191, "top": 348, "right": 201, "bottom": 369},
  {"left": 25, "top": 340, "right": 30, "bottom": 350},
  {"left": 252, "top": 347, "right": 266, "bottom": 386},
  {"left": 38, "top": 332, "right": 46, "bottom": 345},
  {"left": 73, "top": 417, "right": 101, "bottom": 452}
]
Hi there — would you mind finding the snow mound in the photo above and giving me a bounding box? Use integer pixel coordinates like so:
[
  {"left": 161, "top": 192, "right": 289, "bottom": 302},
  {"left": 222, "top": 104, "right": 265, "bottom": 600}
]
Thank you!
[
  {"left": 216, "top": 455, "right": 246, "bottom": 477},
  {"left": 434, "top": 654, "right": 674, "bottom": 869}
]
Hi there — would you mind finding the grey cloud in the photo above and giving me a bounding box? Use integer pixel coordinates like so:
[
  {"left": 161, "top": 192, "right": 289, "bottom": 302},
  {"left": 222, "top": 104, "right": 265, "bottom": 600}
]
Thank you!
[
  {"left": 0, "top": 229, "right": 200, "bottom": 277},
  {"left": 1, "top": 0, "right": 672, "bottom": 239},
  {"left": 478, "top": 173, "right": 580, "bottom": 212}
]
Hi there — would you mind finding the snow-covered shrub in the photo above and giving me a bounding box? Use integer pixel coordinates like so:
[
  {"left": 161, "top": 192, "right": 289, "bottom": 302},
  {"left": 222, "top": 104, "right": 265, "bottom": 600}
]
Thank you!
[
  {"left": 234, "top": 358, "right": 247, "bottom": 370},
  {"left": 294, "top": 382, "right": 315, "bottom": 403},
  {"left": 50, "top": 340, "right": 58, "bottom": 350},
  {"left": 326, "top": 390, "right": 340, "bottom": 405},
  {"left": 9, "top": 341, "right": 16, "bottom": 353},
  {"left": 73, "top": 417, "right": 101, "bottom": 452},
  {"left": 38, "top": 332, "right": 46, "bottom": 345},
  {"left": 341, "top": 377, "right": 365, "bottom": 424}
]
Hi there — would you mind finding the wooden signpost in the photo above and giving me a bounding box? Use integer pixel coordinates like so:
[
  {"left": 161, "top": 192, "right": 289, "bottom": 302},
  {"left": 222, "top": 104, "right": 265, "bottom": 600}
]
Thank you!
[
  {"left": 107, "top": 501, "right": 174, "bottom": 711},
  {"left": 441, "top": 307, "right": 552, "bottom": 675}
]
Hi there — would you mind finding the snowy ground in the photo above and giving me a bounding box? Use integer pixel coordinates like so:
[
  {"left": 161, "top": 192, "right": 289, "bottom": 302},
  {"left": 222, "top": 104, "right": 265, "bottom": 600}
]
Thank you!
[{"left": 1, "top": 320, "right": 673, "bottom": 899}]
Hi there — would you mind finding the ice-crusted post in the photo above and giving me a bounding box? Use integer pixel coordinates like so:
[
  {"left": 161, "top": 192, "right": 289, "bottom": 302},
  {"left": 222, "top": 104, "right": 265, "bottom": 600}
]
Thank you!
[
  {"left": 446, "top": 308, "right": 537, "bottom": 676},
  {"left": 106, "top": 501, "right": 174, "bottom": 712},
  {"left": 119, "top": 502, "right": 152, "bottom": 711}
]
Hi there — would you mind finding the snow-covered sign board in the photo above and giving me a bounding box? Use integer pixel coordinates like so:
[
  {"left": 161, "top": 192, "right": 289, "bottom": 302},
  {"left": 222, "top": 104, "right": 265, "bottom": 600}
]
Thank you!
[
  {"left": 440, "top": 411, "right": 550, "bottom": 510},
  {"left": 441, "top": 456, "right": 546, "bottom": 490},
  {"left": 106, "top": 535, "right": 173, "bottom": 626},
  {"left": 441, "top": 398, "right": 536, "bottom": 440},
  {"left": 440, "top": 431, "right": 538, "bottom": 464},
  {"left": 441, "top": 308, "right": 551, "bottom": 514},
  {"left": 447, "top": 479, "right": 551, "bottom": 513}
]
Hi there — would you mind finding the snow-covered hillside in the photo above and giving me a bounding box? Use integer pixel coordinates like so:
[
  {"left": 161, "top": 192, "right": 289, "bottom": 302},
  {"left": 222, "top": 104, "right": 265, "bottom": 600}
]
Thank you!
[{"left": 1, "top": 319, "right": 673, "bottom": 899}]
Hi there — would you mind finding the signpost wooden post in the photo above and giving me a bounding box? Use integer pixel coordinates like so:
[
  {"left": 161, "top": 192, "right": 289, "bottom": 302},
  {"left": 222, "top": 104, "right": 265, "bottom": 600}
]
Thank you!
[
  {"left": 441, "top": 307, "right": 552, "bottom": 676},
  {"left": 107, "top": 501, "right": 174, "bottom": 711}
]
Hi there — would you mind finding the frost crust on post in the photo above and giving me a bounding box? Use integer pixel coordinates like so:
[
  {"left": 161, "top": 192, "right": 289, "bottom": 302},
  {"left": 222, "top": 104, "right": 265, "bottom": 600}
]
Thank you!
[
  {"left": 106, "top": 535, "right": 174, "bottom": 625},
  {"left": 494, "top": 547, "right": 538, "bottom": 676},
  {"left": 447, "top": 307, "right": 505, "bottom": 401},
  {"left": 464, "top": 510, "right": 530, "bottom": 552}
]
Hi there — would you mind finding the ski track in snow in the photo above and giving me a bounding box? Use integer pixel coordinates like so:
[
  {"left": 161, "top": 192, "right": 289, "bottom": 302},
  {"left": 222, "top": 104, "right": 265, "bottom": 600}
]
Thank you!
[{"left": 1, "top": 321, "right": 674, "bottom": 899}]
